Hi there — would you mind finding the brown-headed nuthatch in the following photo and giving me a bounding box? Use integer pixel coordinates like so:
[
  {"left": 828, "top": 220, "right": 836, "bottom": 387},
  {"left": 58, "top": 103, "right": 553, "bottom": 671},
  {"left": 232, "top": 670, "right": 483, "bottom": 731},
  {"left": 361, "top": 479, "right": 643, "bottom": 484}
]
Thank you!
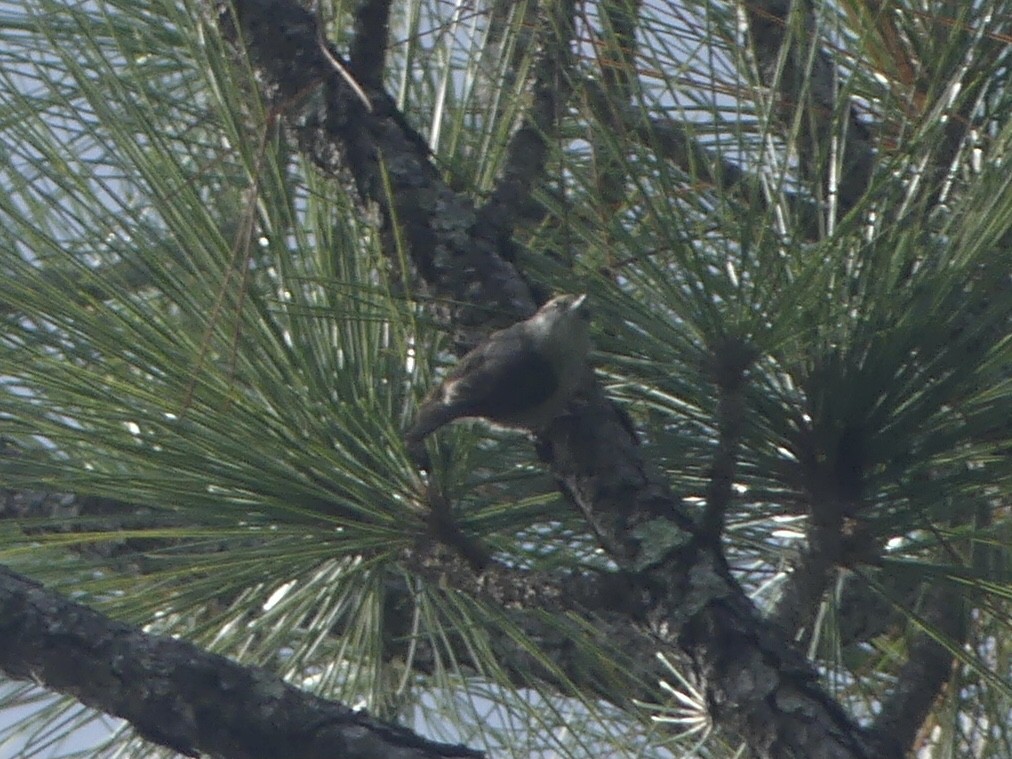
[{"left": 406, "top": 294, "right": 591, "bottom": 462}]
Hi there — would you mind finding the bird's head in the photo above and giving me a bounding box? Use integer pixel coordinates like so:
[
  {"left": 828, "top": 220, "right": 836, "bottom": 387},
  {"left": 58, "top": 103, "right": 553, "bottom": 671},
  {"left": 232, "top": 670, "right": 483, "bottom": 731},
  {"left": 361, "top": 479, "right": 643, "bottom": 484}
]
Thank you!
[{"left": 526, "top": 293, "right": 590, "bottom": 344}]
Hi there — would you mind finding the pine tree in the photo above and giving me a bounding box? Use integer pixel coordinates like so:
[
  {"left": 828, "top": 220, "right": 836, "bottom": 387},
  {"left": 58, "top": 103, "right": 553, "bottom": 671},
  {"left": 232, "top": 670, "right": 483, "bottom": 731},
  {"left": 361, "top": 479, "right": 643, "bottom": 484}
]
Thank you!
[{"left": 1, "top": 1, "right": 1009, "bottom": 757}]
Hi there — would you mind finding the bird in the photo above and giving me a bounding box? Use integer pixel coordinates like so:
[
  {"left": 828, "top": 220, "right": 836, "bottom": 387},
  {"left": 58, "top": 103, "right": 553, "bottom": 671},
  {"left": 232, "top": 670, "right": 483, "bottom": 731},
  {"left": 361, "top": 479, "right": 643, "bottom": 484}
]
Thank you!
[{"left": 406, "top": 294, "right": 592, "bottom": 463}]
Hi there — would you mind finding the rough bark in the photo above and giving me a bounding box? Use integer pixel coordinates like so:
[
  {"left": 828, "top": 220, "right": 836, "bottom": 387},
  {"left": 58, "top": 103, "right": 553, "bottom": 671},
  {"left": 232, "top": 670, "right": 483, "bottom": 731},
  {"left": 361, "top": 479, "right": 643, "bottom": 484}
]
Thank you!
[{"left": 0, "top": 565, "right": 481, "bottom": 759}]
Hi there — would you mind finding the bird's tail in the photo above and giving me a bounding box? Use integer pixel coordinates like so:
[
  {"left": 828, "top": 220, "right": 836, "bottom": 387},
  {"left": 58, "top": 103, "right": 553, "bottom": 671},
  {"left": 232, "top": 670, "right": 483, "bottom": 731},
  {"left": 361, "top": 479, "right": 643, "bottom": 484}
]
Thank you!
[{"left": 404, "top": 401, "right": 461, "bottom": 468}]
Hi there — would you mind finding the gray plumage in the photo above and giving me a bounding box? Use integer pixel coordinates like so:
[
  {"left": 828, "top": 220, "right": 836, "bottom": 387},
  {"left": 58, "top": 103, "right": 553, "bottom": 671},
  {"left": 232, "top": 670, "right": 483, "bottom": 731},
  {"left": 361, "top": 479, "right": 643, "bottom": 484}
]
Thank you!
[{"left": 406, "top": 294, "right": 591, "bottom": 459}]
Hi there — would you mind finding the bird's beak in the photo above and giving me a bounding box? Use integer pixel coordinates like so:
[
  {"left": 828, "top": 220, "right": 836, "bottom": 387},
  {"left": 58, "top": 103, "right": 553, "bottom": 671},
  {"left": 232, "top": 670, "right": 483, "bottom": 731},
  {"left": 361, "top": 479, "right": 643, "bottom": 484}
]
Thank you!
[{"left": 570, "top": 294, "right": 588, "bottom": 311}]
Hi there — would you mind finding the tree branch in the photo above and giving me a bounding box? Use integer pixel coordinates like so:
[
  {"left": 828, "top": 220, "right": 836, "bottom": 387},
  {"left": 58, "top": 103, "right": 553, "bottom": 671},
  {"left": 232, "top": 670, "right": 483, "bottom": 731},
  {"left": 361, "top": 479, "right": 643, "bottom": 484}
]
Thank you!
[
  {"left": 744, "top": 0, "right": 875, "bottom": 216},
  {"left": 869, "top": 503, "right": 983, "bottom": 755},
  {"left": 583, "top": 0, "right": 642, "bottom": 252},
  {"left": 475, "top": 0, "right": 578, "bottom": 238},
  {"left": 870, "top": 581, "right": 967, "bottom": 757},
  {"left": 700, "top": 337, "right": 756, "bottom": 540},
  {"left": 348, "top": 0, "right": 392, "bottom": 88},
  {"left": 0, "top": 564, "right": 482, "bottom": 759},
  {"left": 580, "top": 81, "right": 823, "bottom": 240},
  {"left": 769, "top": 517, "right": 844, "bottom": 637}
]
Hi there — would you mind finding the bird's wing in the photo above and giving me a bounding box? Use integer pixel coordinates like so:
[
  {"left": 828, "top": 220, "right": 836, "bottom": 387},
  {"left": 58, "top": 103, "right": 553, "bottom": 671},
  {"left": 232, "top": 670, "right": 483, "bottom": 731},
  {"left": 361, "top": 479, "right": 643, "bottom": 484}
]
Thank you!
[{"left": 440, "top": 328, "right": 558, "bottom": 420}]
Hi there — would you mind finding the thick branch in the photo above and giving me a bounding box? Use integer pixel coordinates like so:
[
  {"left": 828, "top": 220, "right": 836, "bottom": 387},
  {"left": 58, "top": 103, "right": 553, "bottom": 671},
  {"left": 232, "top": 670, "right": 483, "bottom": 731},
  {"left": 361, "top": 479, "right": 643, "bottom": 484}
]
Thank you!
[
  {"left": 700, "top": 337, "right": 756, "bottom": 539},
  {"left": 771, "top": 415, "right": 875, "bottom": 636},
  {"left": 769, "top": 518, "right": 843, "bottom": 636},
  {"left": 870, "top": 504, "right": 983, "bottom": 755},
  {"left": 0, "top": 565, "right": 481, "bottom": 759},
  {"left": 348, "top": 0, "right": 392, "bottom": 88},
  {"left": 870, "top": 582, "right": 967, "bottom": 757}
]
